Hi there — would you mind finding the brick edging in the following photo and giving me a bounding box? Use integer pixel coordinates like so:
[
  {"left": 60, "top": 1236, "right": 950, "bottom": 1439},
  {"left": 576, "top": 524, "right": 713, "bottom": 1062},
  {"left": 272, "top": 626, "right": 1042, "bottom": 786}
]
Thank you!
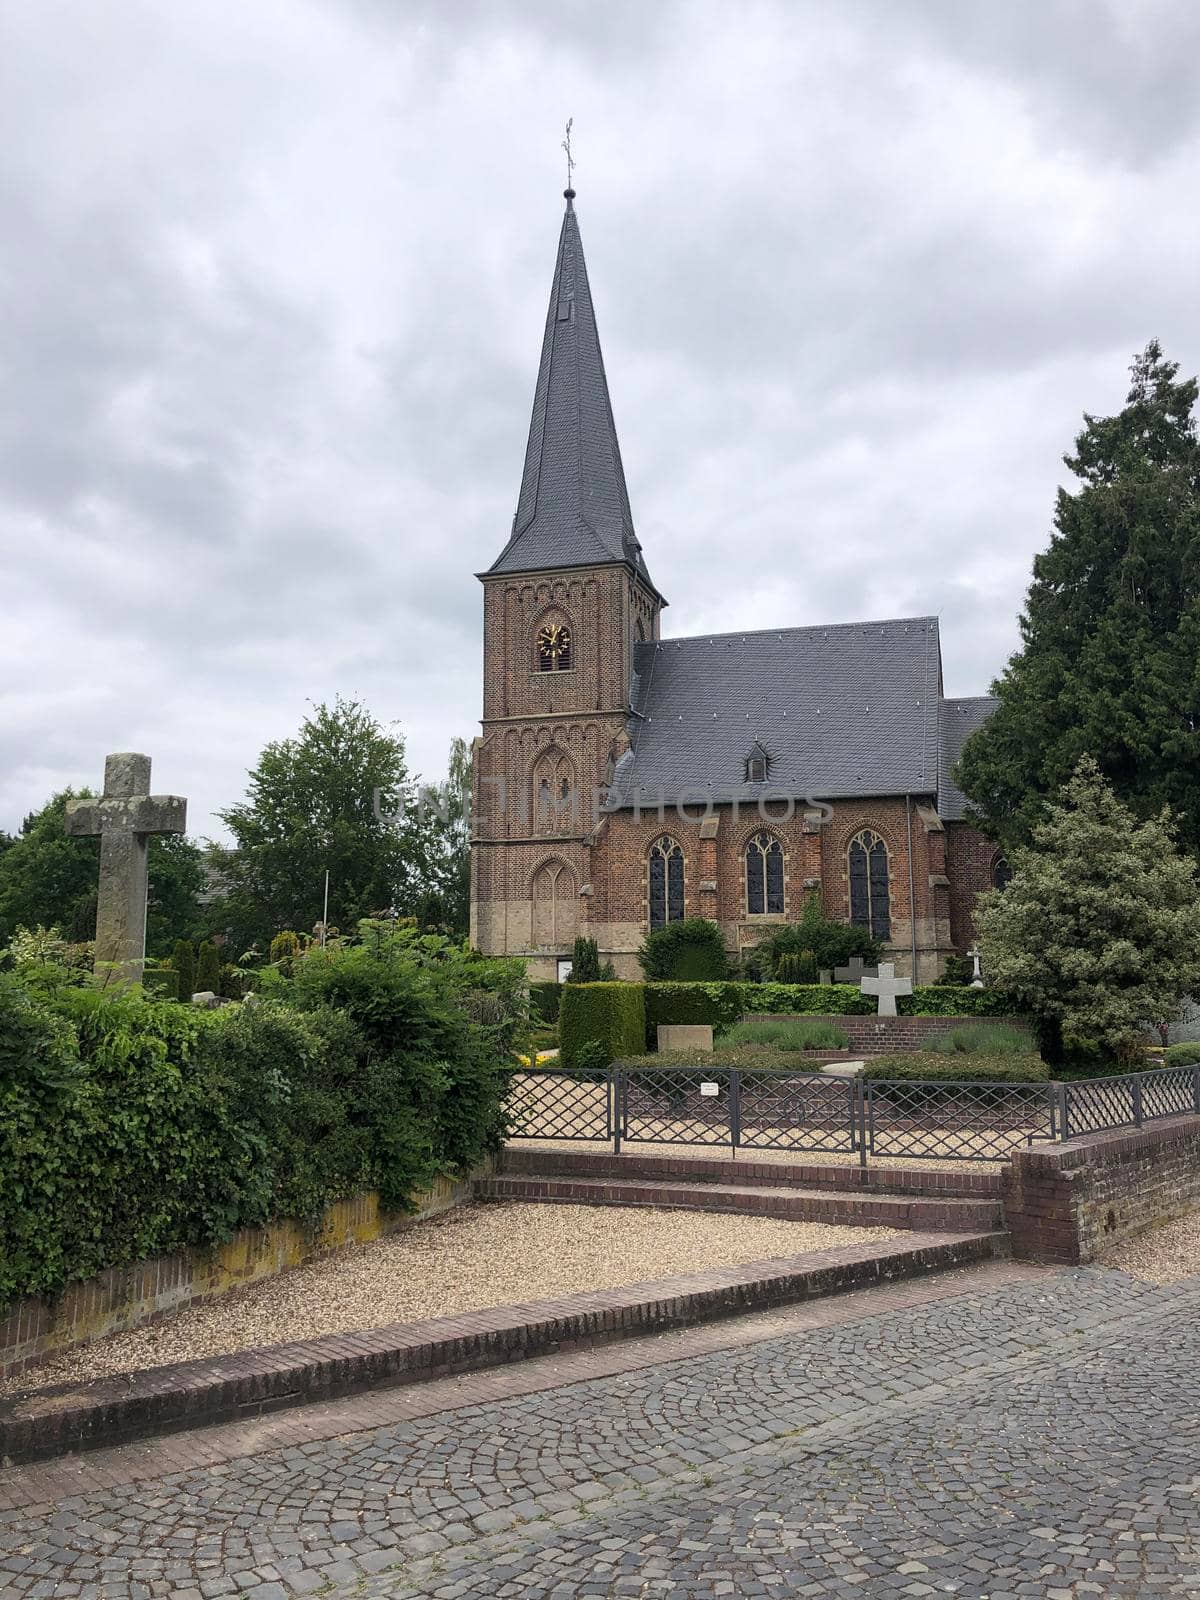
[{"left": 0, "top": 1230, "right": 1005, "bottom": 1465}]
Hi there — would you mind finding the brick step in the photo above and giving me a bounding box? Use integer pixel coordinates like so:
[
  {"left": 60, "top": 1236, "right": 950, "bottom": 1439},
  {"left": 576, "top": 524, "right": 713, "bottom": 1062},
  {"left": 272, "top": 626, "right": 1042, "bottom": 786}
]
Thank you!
[
  {"left": 500, "top": 1145, "right": 1002, "bottom": 1199},
  {"left": 0, "top": 1230, "right": 1007, "bottom": 1465},
  {"left": 477, "top": 1174, "right": 1004, "bottom": 1233}
]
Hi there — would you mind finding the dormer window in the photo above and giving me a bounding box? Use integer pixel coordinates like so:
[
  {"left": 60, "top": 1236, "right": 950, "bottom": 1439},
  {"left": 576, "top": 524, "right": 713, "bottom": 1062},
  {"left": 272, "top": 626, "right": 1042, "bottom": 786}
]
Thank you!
[{"left": 744, "top": 742, "right": 769, "bottom": 784}]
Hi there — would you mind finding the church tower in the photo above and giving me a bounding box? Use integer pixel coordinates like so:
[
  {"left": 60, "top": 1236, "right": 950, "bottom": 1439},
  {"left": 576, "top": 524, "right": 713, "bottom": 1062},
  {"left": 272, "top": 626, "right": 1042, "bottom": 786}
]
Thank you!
[{"left": 471, "top": 186, "right": 665, "bottom": 974}]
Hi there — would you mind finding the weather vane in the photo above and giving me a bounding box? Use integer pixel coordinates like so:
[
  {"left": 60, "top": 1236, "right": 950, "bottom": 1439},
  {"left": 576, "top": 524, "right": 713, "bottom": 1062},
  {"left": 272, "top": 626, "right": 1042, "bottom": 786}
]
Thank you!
[{"left": 562, "top": 117, "right": 576, "bottom": 192}]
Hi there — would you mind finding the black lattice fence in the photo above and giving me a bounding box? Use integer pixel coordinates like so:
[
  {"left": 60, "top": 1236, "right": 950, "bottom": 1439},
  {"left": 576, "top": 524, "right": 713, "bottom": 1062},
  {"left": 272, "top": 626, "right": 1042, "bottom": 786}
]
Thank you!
[{"left": 503, "top": 1060, "right": 1200, "bottom": 1163}]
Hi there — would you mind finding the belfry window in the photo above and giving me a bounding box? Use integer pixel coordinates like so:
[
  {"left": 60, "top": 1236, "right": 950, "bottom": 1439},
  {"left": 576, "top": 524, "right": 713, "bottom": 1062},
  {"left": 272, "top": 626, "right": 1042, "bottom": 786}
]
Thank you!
[
  {"left": 648, "top": 835, "right": 684, "bottom": 929},
  {"left": 992, "top": 855, "right": 1013, "bottom": 891},
  {"left": 746, "top": 831, "right": 784, "bottom": 915},
  {"left": 848, "top": 829, "right": 890, "bottom": 941},
  {"left": 536, "top": 620, "right": 572, "bottom": 672}
]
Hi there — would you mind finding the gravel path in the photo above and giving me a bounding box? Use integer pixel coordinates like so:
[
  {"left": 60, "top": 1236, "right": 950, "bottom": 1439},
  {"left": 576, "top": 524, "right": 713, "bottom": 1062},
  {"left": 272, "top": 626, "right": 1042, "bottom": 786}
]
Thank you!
[
  {"left": 1103, "top": 1206, "right": 1200, "bottom": 1283},
  {"left": 3, "top": 1202, "right": 897, "bottom": 1399}
]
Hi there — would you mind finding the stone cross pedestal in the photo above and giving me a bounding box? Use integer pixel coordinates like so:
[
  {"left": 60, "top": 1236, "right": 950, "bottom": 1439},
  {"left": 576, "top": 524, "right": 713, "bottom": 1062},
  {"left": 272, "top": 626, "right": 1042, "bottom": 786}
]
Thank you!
[
  {"left": 65, "top": 753, "right": 187, "bottom": 984},
  {"left": 860, "top": 961, "right": 913, "bottom": 1017},
  {"left": 834, "top": 956, "right": 878, "bottom": 984}
]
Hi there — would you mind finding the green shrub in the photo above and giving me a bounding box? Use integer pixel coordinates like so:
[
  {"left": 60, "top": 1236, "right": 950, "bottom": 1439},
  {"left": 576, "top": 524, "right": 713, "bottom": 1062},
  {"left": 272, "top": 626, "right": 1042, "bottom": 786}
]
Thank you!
[
  {"left": 899, "top": 986, "right": 1024, "bottom": 1017},
  {"left": 935, "top": 955, "right": 975, "bottom": 986},
  {"left": 529, "top": 980, "right": 562, "bottom": 1023},
  {"left": 559, "top": 982, "right": 646, "bottom": 1068},
  {"left": 748, "top": 895, "right": 881, "bottom": 980},
  {"left": 775, "top": 949, "right": 818, "bottom": 984},
  {"left": 720, "top": 1017, "right": 850, "bottom": 1051},
  {"left": 644, "top": 982, "right": 746, "bottom": 1044},
  {"left": 862, "top": 1053, "right": 1049, "bottom": 1083},
  {"left": 173, "top": 939, "right": 196, "bottom": 1000},
  {"left": 620, "top": 1046, "right": 823, "bottom": 1072},
  {"left": 1166, "top": 1042, "right": 1200, "bottom": 1068},
  {"left": 920, "top": 1024, "right": 1034, "bottom": 1056},
  {"left": 638, "top": 918, "right": 730, "bottom": 981},
  {"left": 742, "top": 983, "right": 875, "bottom": 1016},
  {"left": 269, "top": 930, "right": 301, "bottom": 976},
  {"left": 141, "top": 966, "right": 179, "bottom": 1001},
  {"left": 565, "top": 935, "right": 601, "bottom": 983},
  {"left": 195, "top": 940, "right": 222, "bottom": 994}
]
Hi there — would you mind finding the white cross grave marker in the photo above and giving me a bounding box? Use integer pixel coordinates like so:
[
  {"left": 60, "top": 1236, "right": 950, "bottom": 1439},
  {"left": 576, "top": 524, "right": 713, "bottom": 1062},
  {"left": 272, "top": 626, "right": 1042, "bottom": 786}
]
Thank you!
[{"left": 860, "top": 961, "right": 912, "bottom": 1017}]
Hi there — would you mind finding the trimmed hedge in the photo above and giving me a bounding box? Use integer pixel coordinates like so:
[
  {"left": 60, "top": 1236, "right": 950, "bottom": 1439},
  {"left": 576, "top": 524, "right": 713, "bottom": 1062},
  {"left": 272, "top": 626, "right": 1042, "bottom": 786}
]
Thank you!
[
  {"left": 741, "top": 983, "right": 1023, "bottom": 1018},
  {"left": 560, "top": 982, "right": 646, "bottom": 1069},
  {"left": 529, "top": 980, "right": 562, "bottom": 1025},
  {"left": 1165, "top": 1042, "right": 1200, "bottom": 1068},
  {"left": 639, "top": 918, "right": 730, "bottom": 980},
  {"left": 862, "top": 1053, "right": 1049, "bottom": 1083},
  {"left": 644, "top": 982, "right": 745, "bottom": 1045}
]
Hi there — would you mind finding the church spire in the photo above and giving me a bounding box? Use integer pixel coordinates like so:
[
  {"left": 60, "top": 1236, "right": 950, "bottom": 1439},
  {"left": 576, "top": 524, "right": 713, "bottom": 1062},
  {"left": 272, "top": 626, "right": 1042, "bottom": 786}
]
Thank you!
[{"left": 487, "top": 189, "right": 659, "bottom": 596}]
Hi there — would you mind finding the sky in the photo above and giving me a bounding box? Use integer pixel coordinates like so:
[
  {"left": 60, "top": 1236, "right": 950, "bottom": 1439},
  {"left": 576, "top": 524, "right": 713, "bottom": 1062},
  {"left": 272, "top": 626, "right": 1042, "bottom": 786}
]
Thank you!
[{"left": 2, "top": 0, "right": 1199, "bottom": 842}]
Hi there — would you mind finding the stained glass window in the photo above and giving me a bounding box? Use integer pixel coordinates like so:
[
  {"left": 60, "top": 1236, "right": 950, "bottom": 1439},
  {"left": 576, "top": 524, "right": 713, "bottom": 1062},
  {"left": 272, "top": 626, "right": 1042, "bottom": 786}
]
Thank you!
[
  {"left": 746, "top": 832, "right": 784, "bottom": 915},
  {"left": 848, "top": 829, "right": 890, "bottom": 940},
  {"left": 648, "top": 836, "right": 684, "bottom": 928}
]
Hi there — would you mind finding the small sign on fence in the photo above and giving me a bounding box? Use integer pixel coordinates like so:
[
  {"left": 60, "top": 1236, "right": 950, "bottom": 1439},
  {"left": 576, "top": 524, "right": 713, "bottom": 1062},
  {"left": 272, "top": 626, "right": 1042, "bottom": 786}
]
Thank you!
[{"left": 699, "top": 1081, "right": 720, "bottom": 1098}]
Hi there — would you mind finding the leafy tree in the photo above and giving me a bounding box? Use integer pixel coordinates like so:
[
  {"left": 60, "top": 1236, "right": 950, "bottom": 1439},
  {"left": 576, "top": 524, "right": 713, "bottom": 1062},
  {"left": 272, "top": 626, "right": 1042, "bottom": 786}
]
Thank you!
[
  {"left": 976, "top": 757, "right": 1200, "bottom": 1062},
  {"left": 404, "top": 737, "right": 471, "bottom": 937},
  {"left": 566, "top": 935, "right": 602, "bottom": 983},
  {"left": 959, "top": 342, "right": 1200, "bottom": 855},
  {"left": 0, "top": 791, "right": 205, "bottom": 955},
  {"left": 209, "top": 698, "right": 423, "bottom": 955}
]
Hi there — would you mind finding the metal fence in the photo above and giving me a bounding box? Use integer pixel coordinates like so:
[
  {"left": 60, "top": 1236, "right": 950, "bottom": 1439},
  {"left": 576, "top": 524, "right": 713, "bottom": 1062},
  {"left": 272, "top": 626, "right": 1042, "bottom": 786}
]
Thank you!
[{"left": 505, "top": 1059, "right": 1200, "bottom": 1164}]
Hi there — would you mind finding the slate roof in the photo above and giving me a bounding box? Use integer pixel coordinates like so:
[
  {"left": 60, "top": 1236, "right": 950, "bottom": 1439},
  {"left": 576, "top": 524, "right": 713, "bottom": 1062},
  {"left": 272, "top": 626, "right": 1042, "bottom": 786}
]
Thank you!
[
  {"left": 608, "top": 616, "right": 992, "bottom": 818},
  {"left": 937, "top": 695, "right": 998, "bottom": 820},
  {"left": 487, "top": 196, "right": 660, "bottom": 597}
]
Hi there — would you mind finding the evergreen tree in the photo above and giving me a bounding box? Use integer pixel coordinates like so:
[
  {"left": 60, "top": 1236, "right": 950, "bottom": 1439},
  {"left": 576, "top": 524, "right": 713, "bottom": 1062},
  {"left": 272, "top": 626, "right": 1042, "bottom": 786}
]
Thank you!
[
  {"left": 195, "top": 940, "right": 222, "bottom": 994},
  {"left": 173, "top": 939, "right": 196, "bottom": 1001},
  {"left": 958, "top": 342, "right": 1200, "bottom": 855},
  {"left": 976, "top": 757, "right": 1200, "bottom": 1060}
]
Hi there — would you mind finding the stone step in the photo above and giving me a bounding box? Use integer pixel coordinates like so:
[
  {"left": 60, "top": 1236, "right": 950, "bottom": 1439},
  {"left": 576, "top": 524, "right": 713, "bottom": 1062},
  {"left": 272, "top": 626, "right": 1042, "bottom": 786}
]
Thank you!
[
  {"left": 477, "top": 1173, "right": 1005, "bottom": 1233},
  {"left": 500, "top": 1145, "right": 1002, "bottom": 1200}
]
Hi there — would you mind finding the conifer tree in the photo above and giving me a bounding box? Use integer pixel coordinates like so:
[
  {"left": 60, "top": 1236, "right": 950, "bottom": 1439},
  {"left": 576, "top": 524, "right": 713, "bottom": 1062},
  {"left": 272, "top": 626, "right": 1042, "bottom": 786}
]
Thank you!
[
  {"left": 195, "top": 940, "right": 221, "bottom": 995},
  {"left": 173, "top": 939, "right": 196, "bottom": 1001},
  {"left": 958, "top": 342, "right": 1200, "bottom": 855}
]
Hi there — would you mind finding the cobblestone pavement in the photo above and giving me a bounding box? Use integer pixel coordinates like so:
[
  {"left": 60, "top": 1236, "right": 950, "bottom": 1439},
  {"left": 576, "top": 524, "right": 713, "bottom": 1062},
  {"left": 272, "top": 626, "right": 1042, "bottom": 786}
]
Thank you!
[{"left": 3, "top": 1266, "right": 1200, "bottom": 1597}]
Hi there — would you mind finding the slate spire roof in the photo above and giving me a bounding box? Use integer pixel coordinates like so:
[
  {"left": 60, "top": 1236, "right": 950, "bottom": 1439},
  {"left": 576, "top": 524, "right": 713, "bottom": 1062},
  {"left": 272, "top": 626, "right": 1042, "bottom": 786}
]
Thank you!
[{"left": 487, "top": 192, "right": 661, "bottom": 597}]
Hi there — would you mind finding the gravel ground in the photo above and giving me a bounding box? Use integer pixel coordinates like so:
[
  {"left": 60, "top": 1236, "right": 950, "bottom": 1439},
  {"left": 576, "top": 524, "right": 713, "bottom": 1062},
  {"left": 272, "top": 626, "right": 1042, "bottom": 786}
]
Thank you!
[
  {"left": 2, "top": 1202, "right": 897, "bottom": 1399},
  {"left": 1102, "top": 1206, "right": 1200, "bottom": 1283}
]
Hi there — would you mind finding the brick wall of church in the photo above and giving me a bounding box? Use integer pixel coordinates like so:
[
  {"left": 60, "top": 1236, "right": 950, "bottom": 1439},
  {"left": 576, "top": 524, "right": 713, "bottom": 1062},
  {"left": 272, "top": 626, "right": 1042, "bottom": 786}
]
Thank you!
[
  {"left": 945, "top": 822, "right": 1002, "bottom": 950},
  {"left": 588, "top": 796, "right": 958, "bottom": 982}
]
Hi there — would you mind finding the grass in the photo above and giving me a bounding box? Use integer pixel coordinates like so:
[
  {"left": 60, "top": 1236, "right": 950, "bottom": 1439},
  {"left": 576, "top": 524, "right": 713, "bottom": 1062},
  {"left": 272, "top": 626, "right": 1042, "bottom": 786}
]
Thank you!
[
  {"left": 718, "top": 1017, "right": 850, "bottom": 1051},
  {"left": 620, "top": 1047, "right": 828, "bottom": 1070},
  {"left": 862, "top": 1052, "right": 1049, "bottom": 1083},
  {"left": 920, "top": 1024, "right": 1032, "bottom": 1056}
]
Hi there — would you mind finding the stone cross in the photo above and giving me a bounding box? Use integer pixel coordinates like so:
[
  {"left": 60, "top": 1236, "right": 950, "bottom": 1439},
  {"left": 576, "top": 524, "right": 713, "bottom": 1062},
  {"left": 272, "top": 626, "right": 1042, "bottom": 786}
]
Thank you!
[
  {"left": 860, "top": 960, "right": 913, "bottom": 1017},
  {"left": 65, "top": 753, "right": 187, "bottom": 985},
  {"left": 968, "top": 944, "right": 985, "bottom": 989},
  {"left": 834, "top": 955, "right": 878, "bottom": 985}
]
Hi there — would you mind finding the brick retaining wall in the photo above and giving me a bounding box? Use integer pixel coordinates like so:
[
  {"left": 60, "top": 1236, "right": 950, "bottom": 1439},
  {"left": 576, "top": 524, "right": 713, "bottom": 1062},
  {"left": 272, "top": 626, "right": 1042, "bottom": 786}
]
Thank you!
[
  {"left": 0, "top": 1168, "right": 486, "bottom": 1381},
  {"left": 750, "top": 1013, "right": 1033, "bottom": 1054},
  {"left": 1002, "top": 1114, "right": 1200, "bottom": 1264}
]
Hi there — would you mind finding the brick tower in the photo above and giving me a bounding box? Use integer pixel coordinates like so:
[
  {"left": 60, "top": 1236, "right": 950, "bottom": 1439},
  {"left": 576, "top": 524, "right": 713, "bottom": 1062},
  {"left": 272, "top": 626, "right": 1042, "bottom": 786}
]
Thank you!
[{"left": 471, "top": 186, "right": 665, "bottom": 976}]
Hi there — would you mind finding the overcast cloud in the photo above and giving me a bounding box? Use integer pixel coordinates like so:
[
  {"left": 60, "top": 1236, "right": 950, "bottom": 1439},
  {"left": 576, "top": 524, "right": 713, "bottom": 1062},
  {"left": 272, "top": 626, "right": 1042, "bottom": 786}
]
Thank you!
[{"left": 2, "top": 0, "right": 1198, "bottom": 840}]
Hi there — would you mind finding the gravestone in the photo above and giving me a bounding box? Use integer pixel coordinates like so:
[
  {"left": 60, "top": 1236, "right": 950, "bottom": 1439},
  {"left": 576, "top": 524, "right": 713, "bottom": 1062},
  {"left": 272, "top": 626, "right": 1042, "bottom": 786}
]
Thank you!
[
  {"left": 65, "top": 753, "right": 187, "bottom": 985},
  {"left": 968, "top": 944, "right": 985, "bottom": 989},
  {"left": 860, "top": 961, "right": 913, "bottom": 1017},
  {"left": 834, "top": 955, "right": 878, "bottom": 984}
]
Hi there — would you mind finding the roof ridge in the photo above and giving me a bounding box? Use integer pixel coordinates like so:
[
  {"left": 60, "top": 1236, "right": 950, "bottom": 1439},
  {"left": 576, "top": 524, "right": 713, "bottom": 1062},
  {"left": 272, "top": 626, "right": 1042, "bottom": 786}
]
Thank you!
[{"left": 641, "top": 615, "right": 939, "bottom": 649}]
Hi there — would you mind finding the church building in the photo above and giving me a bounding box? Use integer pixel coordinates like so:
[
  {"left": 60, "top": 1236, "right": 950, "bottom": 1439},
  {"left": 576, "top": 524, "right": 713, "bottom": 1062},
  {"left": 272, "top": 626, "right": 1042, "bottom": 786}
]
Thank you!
[{"left": 471, "top": 188, "right": 1004, "bottom": 982}]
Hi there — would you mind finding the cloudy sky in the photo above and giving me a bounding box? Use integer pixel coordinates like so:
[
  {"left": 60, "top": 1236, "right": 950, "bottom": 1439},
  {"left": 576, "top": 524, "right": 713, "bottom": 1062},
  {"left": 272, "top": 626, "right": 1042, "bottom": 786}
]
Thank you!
[{"left": 2, "top": 0, "right": 1198, "bottom": 841}]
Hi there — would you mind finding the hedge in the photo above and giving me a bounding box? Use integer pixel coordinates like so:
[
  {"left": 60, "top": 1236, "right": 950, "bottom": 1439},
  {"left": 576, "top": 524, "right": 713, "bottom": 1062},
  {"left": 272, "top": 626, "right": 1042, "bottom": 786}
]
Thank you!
[
  {"left": 529, "top": 980, "right": 562, "bottom": 1025},
  {"left": 861, "top": 1053, "right": 1049, "bottom": 1083},
  {"left": 0, "top": 929, "right": 525, "bottom": 1308},
  {"left": 644, "top": 982, "right": 746, "bottom": 1046},
  {"left": 1165, "top": 1042, "right": 1200, "bottom": 1068},
  {"left": 560, "top": 982, "right": 646, "bottom": 1068},
  {"left": 742, "top": 983, "right": 875, "bottom": 1016}
]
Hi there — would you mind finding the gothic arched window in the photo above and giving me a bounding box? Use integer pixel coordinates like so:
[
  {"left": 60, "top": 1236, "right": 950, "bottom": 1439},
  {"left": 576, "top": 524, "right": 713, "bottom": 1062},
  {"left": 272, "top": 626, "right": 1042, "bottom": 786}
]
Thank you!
[
  {"left": 992, "top": 854, "right": 1013, "bottom": 891},
  {"left": 648, "top": 835, "right": 684, "bottom": 929},
  {"left": 848, "top": 829, "right": 890, "bottom": 940},
  {"left": 745, "top": 831, "right": 784, "bottom": 916},
  {"left": 535, "top": 618, "right": 572, "bottom": 672}
]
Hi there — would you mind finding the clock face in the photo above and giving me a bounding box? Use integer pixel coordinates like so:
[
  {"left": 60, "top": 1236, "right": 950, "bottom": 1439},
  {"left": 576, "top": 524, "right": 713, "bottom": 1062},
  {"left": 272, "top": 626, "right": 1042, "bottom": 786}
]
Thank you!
[{"left": 537, "top": 622, "right": 571, "bottom": 668}]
